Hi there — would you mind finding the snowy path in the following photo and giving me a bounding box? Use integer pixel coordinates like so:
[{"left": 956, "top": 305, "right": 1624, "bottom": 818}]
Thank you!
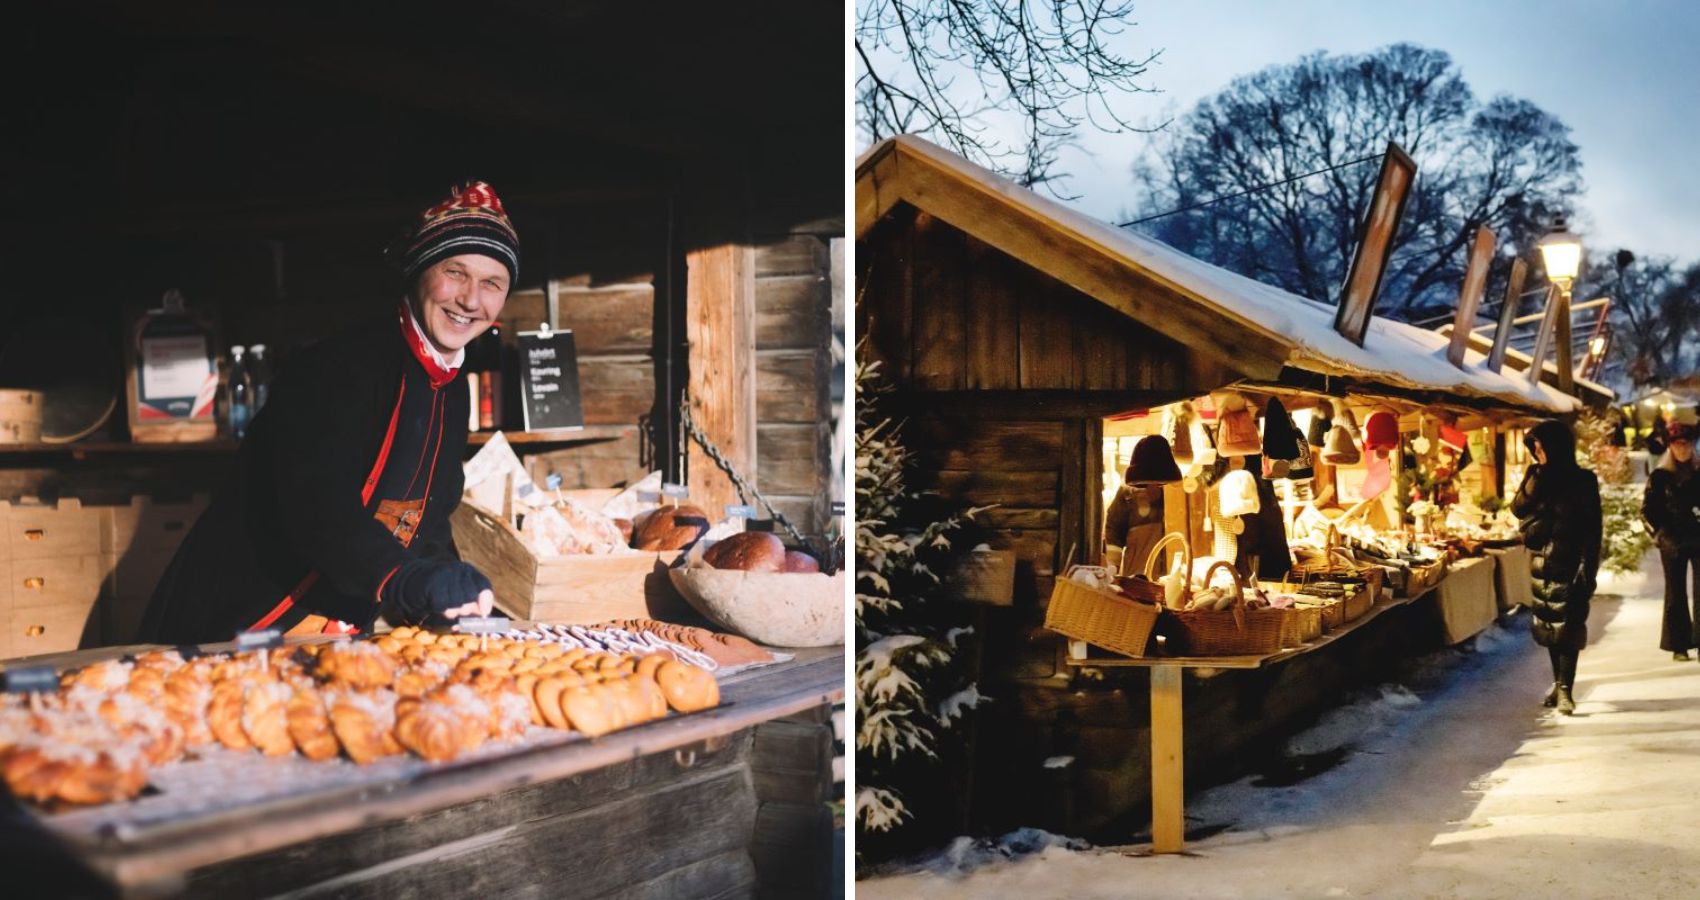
[{"left": 861, "top": 557, "right": 1700, "bottom": 898}]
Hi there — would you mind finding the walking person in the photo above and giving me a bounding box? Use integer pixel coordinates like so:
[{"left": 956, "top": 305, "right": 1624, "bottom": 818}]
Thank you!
[
  {"left": 1511, "top": 420, "right": 1602, "bottom": 715},
  {"left": 1644, "top": 421, "right": 1700, "bottom": 660}
]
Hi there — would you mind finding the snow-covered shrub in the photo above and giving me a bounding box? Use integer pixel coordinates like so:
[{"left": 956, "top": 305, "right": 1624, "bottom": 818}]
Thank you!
[
  {"left": 855, "top": 347, "right": 987, "bottom": 859},
  {"left": 1578, "top": 412, "right": 1653, "bottom": 575}
]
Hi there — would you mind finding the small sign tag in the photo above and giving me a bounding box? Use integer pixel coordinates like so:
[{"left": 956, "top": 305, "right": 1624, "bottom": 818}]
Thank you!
[
  {"left": 748, "top": 518, "right": 776, "bottom": 533},
  {"left": 235, "top": 628, "right": 284, "bottom": 652},
  {"left": 724, "top": 505, "right": 756, "bottom": 518},
  {"left": 2, "top": 666, "right": 59, "bottom": 694},
  {"left": 830, "top": 501, "right": 845, "bottom": 517},
  {"left": 453, "top": 616, "right": 512, "bottom": 635},
  {"left": 661, "top": 483, "right": 690, "bottom": 499}
]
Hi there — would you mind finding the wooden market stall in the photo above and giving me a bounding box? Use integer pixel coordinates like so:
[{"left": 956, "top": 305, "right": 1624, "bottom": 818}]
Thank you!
[
  {"left": 855, "top": 135, "right": 1613, "bottom": 849},
  {"left": 1, "top": 4, "right": 845, "bottom": 897}
]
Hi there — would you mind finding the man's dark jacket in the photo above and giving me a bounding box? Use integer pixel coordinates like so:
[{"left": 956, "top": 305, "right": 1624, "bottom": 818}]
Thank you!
[{"left": 138, "top": 314, "right": 467, "bottom": 643}]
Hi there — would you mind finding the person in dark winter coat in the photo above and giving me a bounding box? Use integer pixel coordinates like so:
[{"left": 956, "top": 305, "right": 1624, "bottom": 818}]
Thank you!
[
  {"left": 1643, "top": 420, "right": 1700, "bottom": 659},
  {"left": 1511, "top": 419, "right": 1602, "bottom": 715},
  {"left": 139, "top": 181, "right": 518, "bottom": 644}
]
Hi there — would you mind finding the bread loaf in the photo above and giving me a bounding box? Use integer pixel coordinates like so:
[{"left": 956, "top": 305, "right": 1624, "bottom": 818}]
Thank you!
[
  {"left": 783, "top": 550, "right": 820, "bottom": 573},
  {"left": 631, "top": 504, "right": 712, "bottom": 551},
  {"left": 703, "top": 531, "right": 787, "bottom": 572}
]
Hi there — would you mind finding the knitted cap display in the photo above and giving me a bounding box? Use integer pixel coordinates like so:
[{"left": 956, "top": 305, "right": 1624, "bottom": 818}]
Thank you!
[
  {"left": 1260, "top": 397, "right": 1302, "bottom": 461},
  {"left": 389, "top": 181, "right": 520, "bottom": 285},
  {"left": 1363, "top": 408, "right": 1400, "bottom": 453}
]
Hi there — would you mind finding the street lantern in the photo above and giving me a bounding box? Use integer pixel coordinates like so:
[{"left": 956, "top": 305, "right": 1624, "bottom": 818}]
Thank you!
[{"left": 1537, "top": 217, "right": 1583, "bottom": 284}]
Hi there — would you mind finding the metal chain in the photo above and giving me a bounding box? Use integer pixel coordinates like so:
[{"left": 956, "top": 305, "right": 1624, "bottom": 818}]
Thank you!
[{"left": 678, "top": 391, "right": 810, "bottom": 547}]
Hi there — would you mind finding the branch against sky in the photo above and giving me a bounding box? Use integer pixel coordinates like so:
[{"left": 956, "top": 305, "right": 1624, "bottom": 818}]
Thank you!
[
  {"left": 1131, "top": 43, "right": 1583, "bottom": 319},
  {"left": 856, "top": 0, "right": 1162, "bottom": 196}
]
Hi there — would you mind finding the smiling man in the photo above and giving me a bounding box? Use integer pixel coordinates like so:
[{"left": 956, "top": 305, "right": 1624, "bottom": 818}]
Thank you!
[{"left": 138, "top": 182, "right": 518, "bottom": 643}]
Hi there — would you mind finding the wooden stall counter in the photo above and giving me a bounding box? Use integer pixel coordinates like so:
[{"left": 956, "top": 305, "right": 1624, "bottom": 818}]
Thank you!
[
  {"left": 1431, "top": 555, "right": 1498, "bottom": 645},
  {"left": 5, "top": 643, "right": 843, "bottom": 899}
]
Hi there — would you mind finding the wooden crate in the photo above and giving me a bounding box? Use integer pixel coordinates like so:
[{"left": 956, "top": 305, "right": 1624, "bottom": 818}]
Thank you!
[{"left": 450, "top": 501, "right": 687, "bottom": 623}]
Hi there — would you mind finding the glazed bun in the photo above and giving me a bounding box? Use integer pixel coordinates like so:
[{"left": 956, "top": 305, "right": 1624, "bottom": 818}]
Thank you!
[
  {"left": 703, "top": 531, "right": 787, "bottom": 572},
  {"left": 782, "top": 550, "right": 820, "bottom": 574},
  {"left": 631, "top": 505, "right": 712, "bottom": 551}
]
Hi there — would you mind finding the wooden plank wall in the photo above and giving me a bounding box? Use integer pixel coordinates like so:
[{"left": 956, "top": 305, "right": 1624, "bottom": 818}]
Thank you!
[
  {"left": 514, "top": 276, "right": 656, "bottom": 491},
  {"left": 752, "top": 233, "right": 836, "bottom": 537}
]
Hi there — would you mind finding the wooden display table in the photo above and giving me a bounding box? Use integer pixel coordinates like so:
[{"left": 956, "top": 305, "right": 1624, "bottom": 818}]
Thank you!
[
  {"left": 1486, "top": 545, "right": 1533, "bottom": 611},
  {"left": 5, "top": 644, "right": 842, "bottom": 898},
  {"left": 1432, "top": 556, "right": 1498, "bottom": 644},
  {"left": 1064, "top": 589, "right": 1412, "bottom": 853}
]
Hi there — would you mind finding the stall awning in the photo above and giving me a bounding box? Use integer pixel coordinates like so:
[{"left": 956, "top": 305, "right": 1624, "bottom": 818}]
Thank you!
[{"left": 858, "top": 135, "right": 1604, "bottom": 415}]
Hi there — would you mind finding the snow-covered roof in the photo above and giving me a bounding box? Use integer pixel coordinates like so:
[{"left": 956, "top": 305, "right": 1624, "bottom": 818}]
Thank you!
[{"left": 858, "top": 135, "right": 1610, "bottom": 415}]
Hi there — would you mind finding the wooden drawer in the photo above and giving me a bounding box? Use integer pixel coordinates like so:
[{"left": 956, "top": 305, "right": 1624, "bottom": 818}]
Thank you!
[
  {"left": 107, "top": 495, "right": 208, "bottom": 554},
  {"left": 9, "top": 602, "right": 99, "bottom": 659},
  {"left": 11, "top": 554, "right": 104, "bottom": 612},
  {"left": 6, "top": 499, "right": 101, "bottom": 560}
]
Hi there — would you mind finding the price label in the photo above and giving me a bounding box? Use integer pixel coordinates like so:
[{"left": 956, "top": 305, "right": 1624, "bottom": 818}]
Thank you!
[
  {"left": 661, "top": 483, "right": 690, "bottom": 499},
  {"left": 725, "top": 505, "right": 756, "bottom": 518},
  {"left": 453, "top": 616, "right": 512, "bottom": 635},
  {"left": 747, "top": 518, "right": 776, "bottom": 533},
  {"left": 235, "top": 628, "right": 284, "bottom": 652},
  {"left": 830, "top": 501, "right": 845, "bottom": 517},
  {"left": 2, "top": 666, "right": 59, "bottom": 694}
]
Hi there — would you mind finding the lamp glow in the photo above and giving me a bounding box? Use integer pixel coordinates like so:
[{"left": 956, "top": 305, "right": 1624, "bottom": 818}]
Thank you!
[{"left": 1538, "top": 217, "right": 1583, "bottom": 284}]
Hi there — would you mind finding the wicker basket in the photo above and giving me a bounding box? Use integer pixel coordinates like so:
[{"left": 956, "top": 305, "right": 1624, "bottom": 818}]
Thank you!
[
  {"left": 1045, "top": 566, "right": 1162, "bottom": 658},
  {"left": 1342, "top": 568, "right": 1382, "bottom": 621},
  {"left": 1138, "top": 531, "right": 1194, "bottom": 609},
  {"left": 1169, "top": 561, "right": 1289, "bottom": 656}
]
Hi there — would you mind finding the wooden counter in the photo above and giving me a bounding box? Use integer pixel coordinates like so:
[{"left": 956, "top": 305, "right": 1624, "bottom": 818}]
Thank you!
[{"left": 8, "top": 645, "right": 844, "bottom": 899}]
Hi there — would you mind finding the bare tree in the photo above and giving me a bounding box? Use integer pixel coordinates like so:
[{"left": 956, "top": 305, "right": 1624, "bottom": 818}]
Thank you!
[
  {"left": 1131, "top": 44, "right": 1583, "bottom": 319},
  {"left": 856, "top": 0, "right": 1160, "bottom": 193},
  {"left": 1589, "top": 253, "right": 1700, "bottom": 386}
]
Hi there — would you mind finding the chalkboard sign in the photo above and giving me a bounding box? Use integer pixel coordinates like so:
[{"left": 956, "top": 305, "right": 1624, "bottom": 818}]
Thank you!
[{"left": 516, "top": 327, "right": 584, "bottom": 432}]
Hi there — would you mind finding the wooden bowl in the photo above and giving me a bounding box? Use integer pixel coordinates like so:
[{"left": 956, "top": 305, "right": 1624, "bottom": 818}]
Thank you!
[{"left": 668, "top": 541, "right": 844, "bottom": 647}]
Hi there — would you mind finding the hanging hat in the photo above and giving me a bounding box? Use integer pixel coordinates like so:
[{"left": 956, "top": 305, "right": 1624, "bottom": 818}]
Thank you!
[
  {"left": 1162, "top": 402, "right": 1195, "bottom": 466},
  {"left": 1189, "top": 414, "right": 1217, "bottom": 468},
  {"left": 388, "top": 180, "right": 521, "bottom": 285},
  {"left": 1217, "top": 469, "right": 1260, "bottom": 517},
  {"left": 1438, "top": 422, "right": 1467, "bottom": 455},
  {"left": 1125, "top": 435, "right": 1183, "bottom": 485},
  {"left": 1307, "top": 405, "right": 1333, "bottom": 450},
  {"left": 1363, "top": 408, "right": 1400, "bottom": 454},
  {"left": 1261, "top": 397, "right": 1302, "bottom": 462},
  {"left": 1286, "top": 425, "right": 1315, "bottom": 483},
  {"left": 1215, "top": 394, "right": 1261, "bottom": 457},
  {"left": 1322, "top": 423, "right": 1360, "bottom": 465}
]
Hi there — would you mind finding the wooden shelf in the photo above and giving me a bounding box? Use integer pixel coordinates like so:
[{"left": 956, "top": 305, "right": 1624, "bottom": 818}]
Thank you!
[
  {"left": 0, "top": 440, "right": 241, "bottom": 460},
  {"left": 468, "top": 426, "right": 638, "bottom": 446},
  {"left": 0, "top": 427, "right": 638, "bottom": 460}
]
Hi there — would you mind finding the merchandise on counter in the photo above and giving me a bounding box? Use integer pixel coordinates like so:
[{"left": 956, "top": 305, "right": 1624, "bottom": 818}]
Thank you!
[
  {"left": 784, "top": 550, "right": 822, "bottom": 573},
  {"left": 0, "top": 631, "right": 725, "bottom": 808}
]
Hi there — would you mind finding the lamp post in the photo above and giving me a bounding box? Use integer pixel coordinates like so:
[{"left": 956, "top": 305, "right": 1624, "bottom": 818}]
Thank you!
[{"left": 1535, "top": 217, "right": 1583, "bottom": 392}]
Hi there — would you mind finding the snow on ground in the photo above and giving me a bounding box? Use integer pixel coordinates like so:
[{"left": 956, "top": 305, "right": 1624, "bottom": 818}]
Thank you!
[{"left": 861, "top": 551, "right": 1700, "bottom": 899}]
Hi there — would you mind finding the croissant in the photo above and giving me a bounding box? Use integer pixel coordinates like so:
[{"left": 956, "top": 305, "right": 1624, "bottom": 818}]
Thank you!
[
  {"left": 207, "top": 680, "right": 254, "bottom": 751},
  {"left": 327, "top": 690, "right": 400, "bottom": 765},
  {"left": 316, "top": 642, "right": 400, "bottom": 690},
  {"left": 285, "top": 687, "right": 340, "bottom": 762},
  {"left": 242, "top": 682, "right": 296, "bottom": 757},
  {"left": 394, "top": 702, "right": 466, "bottom": 762}
]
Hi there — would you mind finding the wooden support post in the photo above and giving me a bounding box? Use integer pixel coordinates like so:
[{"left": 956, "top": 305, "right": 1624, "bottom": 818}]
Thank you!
[
  {"left": 1150, "top": 664, "right": 1185, "bottom": 853},
  {"left": 685, "top": 245, "right": 757, "bottom": 517},
  {"left": 1554, "top": 286, "right": 1575, "bottom": 394}
]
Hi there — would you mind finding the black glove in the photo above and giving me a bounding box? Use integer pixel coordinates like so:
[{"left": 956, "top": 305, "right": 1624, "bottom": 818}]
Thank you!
[{"left": 380, "top": 559, "right": 492, "bottom": 626}]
